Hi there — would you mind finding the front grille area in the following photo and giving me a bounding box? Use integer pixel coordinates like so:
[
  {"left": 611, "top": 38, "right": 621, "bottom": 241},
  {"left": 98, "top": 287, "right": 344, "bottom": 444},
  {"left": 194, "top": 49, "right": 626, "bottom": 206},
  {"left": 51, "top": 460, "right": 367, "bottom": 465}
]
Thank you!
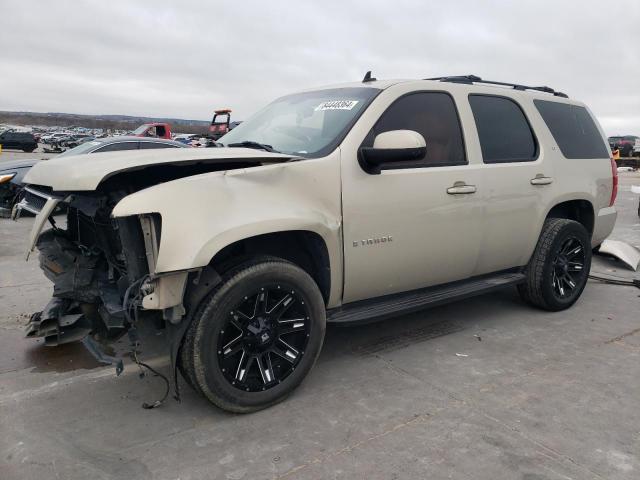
[{"left": 23, "top": 189, "right": 48, "bottom": 213}]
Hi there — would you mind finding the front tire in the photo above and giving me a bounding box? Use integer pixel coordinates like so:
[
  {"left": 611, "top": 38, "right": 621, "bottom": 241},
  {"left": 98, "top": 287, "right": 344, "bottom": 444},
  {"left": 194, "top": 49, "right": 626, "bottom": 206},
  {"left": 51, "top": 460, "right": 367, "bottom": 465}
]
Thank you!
[
  {"left": 183, "top": 258, "right": 326, "bottom": 413},
  {"left": 518, "top": 218, "right": 591, "bottom": 311}
]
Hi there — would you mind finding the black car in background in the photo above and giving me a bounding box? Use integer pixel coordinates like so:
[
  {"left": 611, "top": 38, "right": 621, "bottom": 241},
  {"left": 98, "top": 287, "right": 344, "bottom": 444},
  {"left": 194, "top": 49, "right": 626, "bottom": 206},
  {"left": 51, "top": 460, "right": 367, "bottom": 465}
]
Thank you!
[
  {"left": 0, "top": 131, "right": 38, "bottom": 152},
  {"left": 0, "top": 136, "right": 187, "bottom": 217}
]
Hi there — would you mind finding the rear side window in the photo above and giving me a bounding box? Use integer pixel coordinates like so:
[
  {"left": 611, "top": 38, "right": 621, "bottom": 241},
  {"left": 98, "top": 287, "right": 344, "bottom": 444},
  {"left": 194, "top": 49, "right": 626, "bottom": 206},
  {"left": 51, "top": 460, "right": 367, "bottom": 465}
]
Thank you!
[
  {"left": 534, "top": 100, "right": 609, "bottom": 159},
  {"left": 369, "top": 92, "right": 466, "bottom": 168},
  {"left": 469, "top": 95, "right": 537, "bottom": 163}
]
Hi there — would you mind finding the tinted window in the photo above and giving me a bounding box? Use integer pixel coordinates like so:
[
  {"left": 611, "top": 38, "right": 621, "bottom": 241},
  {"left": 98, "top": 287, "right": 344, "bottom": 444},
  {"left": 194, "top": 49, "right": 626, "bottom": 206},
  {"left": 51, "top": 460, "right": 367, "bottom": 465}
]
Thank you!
[
  {"left": 139, "top": 141, "right": 180, "bottom": 149},
  {"left": 370, "top": 92, "right": 466, "bottom": 167},
  {"left": 534, "top": 100, "right": 609, "bottom": 159},
  {"left": 94, "top": 142, "right": 140, "bottom": 153},
  {"left": 469, "top": 95, "right": 537, "bottom": 163}
]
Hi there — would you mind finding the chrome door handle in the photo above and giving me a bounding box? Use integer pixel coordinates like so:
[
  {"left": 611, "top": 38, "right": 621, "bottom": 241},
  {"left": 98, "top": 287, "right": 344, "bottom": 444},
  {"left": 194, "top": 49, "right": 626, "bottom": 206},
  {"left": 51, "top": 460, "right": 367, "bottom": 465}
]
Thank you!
[
  {"left": 447, "top": 183, "right": 477, "bottom": 195},
  {"left": 530, "top": 175, "right": 553, "bottom": 185}
]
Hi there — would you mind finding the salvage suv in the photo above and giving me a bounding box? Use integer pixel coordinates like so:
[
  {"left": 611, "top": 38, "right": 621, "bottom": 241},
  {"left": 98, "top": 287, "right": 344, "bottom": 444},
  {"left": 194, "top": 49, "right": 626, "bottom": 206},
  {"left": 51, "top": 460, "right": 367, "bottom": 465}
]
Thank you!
[{"left": 17, "top": 74, "right": 617, "bottom": 413}]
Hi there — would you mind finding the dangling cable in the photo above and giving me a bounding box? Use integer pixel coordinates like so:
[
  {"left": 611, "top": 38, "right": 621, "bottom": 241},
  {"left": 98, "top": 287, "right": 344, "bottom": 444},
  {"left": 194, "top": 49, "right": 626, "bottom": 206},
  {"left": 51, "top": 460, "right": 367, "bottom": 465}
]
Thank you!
[
  {"left": 589, "top": 272, "right": 640, "bottom": 288},
  {"left": 132, "top": 347, "right": 170, "bottom": 409}
]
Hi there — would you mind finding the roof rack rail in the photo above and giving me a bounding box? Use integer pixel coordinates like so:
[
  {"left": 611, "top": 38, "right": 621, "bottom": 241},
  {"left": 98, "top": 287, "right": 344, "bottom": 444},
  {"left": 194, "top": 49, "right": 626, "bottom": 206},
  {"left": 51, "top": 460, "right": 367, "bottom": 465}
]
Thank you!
[{"left": 426, "top": 75, "right": 568, "bottom": 98}]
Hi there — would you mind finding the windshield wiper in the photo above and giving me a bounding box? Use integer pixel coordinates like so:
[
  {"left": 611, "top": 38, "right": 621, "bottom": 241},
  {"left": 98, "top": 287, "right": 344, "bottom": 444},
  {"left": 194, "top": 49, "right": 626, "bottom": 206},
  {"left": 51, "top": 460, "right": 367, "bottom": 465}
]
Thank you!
[{"left": 227, "top": 141, "right": 278, "bottom": 153}]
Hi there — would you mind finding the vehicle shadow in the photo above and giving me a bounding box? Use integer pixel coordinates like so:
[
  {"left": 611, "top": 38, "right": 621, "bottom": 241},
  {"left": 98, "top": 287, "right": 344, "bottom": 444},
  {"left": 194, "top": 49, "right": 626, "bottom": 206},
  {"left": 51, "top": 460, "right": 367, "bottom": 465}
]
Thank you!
[{"left": 320, "top": 288, "right": 525, "bottom": 361}]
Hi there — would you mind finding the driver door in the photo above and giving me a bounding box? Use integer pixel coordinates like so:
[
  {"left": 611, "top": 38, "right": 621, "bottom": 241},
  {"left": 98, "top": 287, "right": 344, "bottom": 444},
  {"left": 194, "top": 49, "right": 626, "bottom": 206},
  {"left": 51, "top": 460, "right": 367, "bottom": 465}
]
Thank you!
[{"left": 341, "top": 91, "right": 484, "bottom": 303}]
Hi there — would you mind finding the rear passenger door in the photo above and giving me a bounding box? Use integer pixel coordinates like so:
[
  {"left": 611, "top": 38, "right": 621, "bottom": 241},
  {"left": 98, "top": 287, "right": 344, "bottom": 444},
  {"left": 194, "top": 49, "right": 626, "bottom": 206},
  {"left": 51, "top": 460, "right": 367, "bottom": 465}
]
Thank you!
[{"left": 468, "top": 94, "right": 553, "bottom": 273}]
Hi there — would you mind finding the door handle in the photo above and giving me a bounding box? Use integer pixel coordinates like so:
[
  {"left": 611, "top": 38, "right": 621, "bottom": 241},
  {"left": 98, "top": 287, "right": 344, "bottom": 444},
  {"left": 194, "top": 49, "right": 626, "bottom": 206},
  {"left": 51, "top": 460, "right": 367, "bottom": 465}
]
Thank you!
[
  {"left": 530, "top": 175, "right": 553, "bottom": 185},
  {"left": 447, "top": 182, "right": 477, "bottom": 195}
]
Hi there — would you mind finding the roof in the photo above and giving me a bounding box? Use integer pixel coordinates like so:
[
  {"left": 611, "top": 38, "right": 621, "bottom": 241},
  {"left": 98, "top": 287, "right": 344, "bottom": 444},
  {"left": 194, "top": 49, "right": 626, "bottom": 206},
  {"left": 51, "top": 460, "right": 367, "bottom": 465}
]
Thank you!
[{"left": 295, "top": 75, "right": 574, "bottom": 102}]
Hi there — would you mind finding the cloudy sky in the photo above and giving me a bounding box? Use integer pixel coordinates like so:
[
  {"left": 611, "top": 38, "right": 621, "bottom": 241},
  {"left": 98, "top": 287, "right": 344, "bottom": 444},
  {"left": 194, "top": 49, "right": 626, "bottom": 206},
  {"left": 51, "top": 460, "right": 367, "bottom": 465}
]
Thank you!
[{"left": 1, "top": 0, "right": 638, "bottom": 134}]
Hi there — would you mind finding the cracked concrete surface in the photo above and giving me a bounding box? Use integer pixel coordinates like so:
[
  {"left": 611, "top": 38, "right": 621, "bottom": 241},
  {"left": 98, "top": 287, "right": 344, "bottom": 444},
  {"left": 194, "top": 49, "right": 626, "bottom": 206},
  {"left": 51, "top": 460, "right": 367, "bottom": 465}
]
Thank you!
[{"left": 0, "top": 163, "right": 638, "bottom": 480}]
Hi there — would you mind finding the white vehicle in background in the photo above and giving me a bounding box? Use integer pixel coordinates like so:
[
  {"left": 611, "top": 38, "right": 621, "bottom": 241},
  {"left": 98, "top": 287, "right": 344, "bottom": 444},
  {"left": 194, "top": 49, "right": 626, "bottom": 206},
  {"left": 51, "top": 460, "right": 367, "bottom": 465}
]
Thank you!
[{"left": 40, "top": 132, "right": 71, "bottom": 144}]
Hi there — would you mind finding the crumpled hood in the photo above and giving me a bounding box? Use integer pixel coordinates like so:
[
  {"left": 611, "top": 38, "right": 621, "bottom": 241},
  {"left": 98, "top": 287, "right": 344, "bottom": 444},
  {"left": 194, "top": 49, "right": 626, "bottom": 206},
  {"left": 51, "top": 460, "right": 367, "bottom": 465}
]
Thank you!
[{"left": 22, "top": 147, "right": 295, "bottom": 191}]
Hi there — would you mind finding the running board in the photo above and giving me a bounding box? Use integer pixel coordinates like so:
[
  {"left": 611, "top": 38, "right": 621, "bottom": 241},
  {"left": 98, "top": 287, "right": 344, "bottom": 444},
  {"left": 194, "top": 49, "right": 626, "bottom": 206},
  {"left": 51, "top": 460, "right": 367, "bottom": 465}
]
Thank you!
[{"left": 327, "top": 272, "right": 525, "bottom": 324}]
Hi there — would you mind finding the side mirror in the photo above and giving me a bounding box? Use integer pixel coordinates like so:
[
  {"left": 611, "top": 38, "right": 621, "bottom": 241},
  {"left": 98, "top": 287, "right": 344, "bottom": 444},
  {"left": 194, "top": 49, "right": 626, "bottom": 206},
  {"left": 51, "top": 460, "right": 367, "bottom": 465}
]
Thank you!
[{"left": 359, "top": 130, "right": 426, "bottom": 173}]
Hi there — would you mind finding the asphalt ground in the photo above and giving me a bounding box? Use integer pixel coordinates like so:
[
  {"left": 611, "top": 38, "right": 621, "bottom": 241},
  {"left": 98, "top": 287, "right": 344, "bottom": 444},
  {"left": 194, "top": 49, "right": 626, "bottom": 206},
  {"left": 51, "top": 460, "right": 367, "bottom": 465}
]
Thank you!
[{"left": 0, "top": 150, "right": 639, "bottom": 479}]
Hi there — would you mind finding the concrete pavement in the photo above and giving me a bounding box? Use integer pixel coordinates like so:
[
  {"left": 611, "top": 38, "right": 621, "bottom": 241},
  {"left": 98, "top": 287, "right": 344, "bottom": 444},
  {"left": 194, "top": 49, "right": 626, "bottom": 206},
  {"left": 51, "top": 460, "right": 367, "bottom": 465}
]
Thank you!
[{"left": 0, "top": 172, "right": 638, "bottom": 480}]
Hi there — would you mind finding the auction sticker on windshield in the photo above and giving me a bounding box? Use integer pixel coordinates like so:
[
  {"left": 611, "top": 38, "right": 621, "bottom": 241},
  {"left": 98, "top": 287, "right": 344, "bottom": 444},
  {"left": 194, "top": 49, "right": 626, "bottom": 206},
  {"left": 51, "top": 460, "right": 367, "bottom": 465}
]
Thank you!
[{"left": 315, "top": 100, "right": 359, "bottom": 111}]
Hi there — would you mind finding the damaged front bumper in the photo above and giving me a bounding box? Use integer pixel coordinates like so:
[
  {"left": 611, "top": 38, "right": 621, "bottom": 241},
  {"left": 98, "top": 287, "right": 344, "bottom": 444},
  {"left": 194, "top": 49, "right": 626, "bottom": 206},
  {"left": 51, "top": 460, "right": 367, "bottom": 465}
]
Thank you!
[
  {"left": 19, "top": 187, "right": 147, "bottom": 345},
  {"left": 18, "top": 184, "right": 199, "bottom": 405}
]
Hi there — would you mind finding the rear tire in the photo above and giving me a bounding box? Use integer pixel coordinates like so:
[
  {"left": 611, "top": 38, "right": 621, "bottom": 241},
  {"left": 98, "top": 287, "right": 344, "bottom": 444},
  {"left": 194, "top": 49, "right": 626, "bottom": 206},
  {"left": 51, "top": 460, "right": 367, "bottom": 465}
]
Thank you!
[
  {"left": 182, "top": 257, "right": 326, "bottom": 413},
  {"left": 518, "top": 218, "right": 591, "bottom": 311}
]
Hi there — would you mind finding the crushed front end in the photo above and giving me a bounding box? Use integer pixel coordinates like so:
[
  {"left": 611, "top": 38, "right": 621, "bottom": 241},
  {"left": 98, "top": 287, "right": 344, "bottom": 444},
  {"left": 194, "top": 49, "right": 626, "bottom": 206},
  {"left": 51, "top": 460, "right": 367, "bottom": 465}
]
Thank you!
[{"left": 19, "top": 186, "right": 159, "bottom": 349}]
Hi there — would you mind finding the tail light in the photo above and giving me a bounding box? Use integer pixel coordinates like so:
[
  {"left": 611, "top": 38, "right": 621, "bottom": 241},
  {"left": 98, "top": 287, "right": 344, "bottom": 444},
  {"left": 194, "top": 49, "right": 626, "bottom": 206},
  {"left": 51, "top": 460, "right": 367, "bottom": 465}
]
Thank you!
[{"left": 609, "top": 156, "right": 618, "bottom": 206}]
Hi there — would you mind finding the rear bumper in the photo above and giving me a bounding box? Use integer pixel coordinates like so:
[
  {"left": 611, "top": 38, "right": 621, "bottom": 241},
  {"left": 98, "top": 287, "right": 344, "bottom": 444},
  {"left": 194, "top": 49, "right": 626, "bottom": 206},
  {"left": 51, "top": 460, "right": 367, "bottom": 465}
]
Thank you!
[{"left": 592, "top": 206, "right": 617, "bottom": 247}]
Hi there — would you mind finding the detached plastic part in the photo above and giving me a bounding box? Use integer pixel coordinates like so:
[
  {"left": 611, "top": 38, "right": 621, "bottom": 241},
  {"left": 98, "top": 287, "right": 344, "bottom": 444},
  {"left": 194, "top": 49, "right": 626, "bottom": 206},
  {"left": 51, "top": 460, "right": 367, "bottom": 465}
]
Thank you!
[
  {"left": 82, "top": 336, "right": 124, "bottom": 376},
  {"left": 598, "top": 239, "right": 640, "bottom": 271}
]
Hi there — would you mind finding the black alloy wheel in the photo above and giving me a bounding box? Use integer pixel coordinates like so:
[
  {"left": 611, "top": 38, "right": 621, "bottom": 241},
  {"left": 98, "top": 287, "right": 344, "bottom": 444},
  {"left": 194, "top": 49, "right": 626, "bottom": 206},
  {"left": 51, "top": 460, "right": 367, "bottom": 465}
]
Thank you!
[
  {"left": 181, "top": 257, "right": 326, "bottom": 413},
  {"left": 551, "top": 237, "right": 586, "bottom": 299},
  {"left": 518, "top": 218, "right": 591, "bottom": 311},
  {"left": 218, "top": 286, "right": 311, "bottom": 392}
]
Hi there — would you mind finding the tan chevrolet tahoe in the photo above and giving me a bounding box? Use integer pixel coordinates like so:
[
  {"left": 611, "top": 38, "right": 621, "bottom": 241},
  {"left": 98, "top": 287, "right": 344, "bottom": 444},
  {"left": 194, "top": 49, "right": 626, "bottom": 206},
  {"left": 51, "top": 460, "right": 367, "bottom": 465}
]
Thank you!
[{"left": 17, "top": 74, "right": 618, "bottom": 412}]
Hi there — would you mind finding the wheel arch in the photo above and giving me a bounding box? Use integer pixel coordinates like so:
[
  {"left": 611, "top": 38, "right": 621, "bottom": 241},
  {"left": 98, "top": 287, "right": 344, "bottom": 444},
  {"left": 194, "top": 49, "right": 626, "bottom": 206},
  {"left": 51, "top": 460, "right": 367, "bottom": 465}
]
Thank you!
[
  {"left": 209, "top": 230, "right": 333, "bottom": 305},
  {"left": 545, "top": 199, "right": 595, "bottom": 236}
]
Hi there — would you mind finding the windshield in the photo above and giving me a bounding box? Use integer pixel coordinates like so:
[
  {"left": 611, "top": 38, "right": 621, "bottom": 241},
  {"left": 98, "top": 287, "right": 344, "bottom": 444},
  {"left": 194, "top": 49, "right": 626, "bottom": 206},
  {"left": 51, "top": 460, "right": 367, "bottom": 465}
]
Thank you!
[
  {"left": 219, "top": 87, "right": 380, "bottom": 156},
  {"left": 57, "top": 140, "right": 101, "bottom": 157}
]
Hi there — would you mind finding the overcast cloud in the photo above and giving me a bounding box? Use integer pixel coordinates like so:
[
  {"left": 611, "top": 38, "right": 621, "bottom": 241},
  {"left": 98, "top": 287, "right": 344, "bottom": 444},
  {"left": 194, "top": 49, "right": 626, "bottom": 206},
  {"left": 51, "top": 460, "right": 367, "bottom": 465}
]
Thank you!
[{"left": 1, "top": 0, "right": 638, "bottom": 134}]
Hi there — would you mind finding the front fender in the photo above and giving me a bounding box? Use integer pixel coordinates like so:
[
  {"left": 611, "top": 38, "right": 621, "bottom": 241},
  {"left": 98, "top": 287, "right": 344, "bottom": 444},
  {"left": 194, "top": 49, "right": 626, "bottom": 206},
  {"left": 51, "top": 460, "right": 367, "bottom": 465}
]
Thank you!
[{"left": 111, "top": 153, "right": 343, "bottom": 303}]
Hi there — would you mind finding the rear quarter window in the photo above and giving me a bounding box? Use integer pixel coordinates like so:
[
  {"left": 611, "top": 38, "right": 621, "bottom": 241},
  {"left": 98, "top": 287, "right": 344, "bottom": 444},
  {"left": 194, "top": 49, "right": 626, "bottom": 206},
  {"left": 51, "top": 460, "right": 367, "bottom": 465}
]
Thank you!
[{"left": 534, "top": 100, "right": 609, "bottom": 159}]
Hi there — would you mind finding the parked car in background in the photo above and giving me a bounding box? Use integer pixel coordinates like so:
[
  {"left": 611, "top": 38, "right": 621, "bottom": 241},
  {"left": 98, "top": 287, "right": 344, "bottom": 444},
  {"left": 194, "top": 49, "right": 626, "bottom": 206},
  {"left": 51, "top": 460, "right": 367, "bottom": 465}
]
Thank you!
[
  {"left": 608, "top": 135, "right": 639, "bottom": 157},
  {"left": 173, "top": 134, "right": 199, "bottom": 145},
  {"left": 0, "top": 131, "right": 37, "bottom": 152},
  {"left": 62, "top": 134, "right": 94, "bottom": 148},
  {"left": 0, "top": 136, "right": 187, "bottom": 217},
  {"left": 40, "top": 132, "right": 72, "bottom": 144}
]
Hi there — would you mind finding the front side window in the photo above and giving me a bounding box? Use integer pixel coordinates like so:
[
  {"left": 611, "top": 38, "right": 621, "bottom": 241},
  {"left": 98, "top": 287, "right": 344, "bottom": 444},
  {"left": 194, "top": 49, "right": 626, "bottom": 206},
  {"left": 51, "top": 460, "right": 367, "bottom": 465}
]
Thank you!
[
  {"left": 469, "top": 95, "right": 537, "bottom": 163},
  {"left": 366, "top": 92, "right": 466, "bottom": 168},
  {"left": 219, "top": 87, "right": 380, "bottom": 157}
]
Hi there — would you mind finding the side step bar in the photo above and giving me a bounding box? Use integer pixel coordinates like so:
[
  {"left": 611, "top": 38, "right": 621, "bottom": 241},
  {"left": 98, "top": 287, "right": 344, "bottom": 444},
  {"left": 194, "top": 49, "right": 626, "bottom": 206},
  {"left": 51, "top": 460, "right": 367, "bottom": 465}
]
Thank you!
[{"left": 327, "top": 272, "right": 525, "bottom": 324}]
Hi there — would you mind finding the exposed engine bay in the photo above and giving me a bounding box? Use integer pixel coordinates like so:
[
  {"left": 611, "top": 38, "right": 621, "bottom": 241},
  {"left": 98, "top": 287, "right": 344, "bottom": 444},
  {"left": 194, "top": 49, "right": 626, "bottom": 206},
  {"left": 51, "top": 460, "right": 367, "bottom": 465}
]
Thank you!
[
  {"left": 19, "top": 152, "right": 295, "bottom": 349},
  {"left": 17, "top": 153, "right": 298, "bottom": 380},
  {"left": 25, "top": 188, "right": 157, "bottom": 346}
]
